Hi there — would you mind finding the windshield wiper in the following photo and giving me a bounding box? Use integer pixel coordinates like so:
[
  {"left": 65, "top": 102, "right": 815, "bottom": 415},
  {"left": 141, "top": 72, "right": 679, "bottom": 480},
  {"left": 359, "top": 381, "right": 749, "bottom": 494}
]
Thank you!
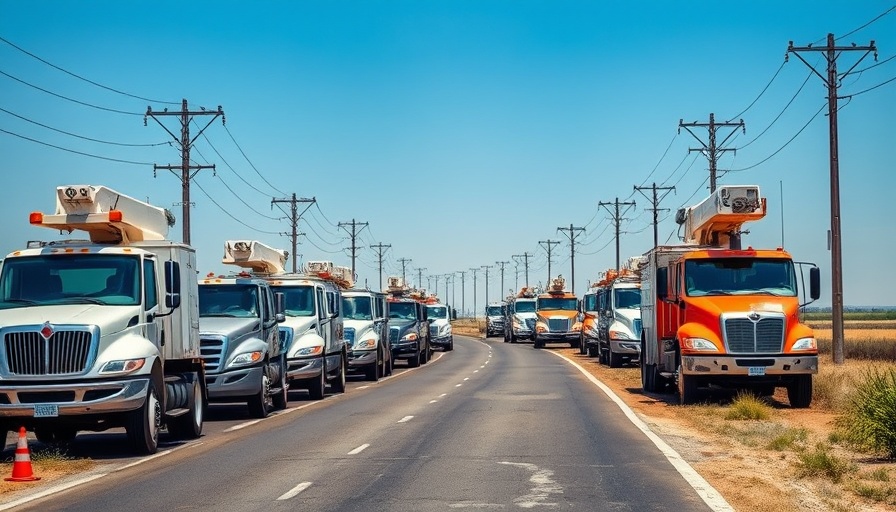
[
  {"left": 201, "top": 313, "right": 240, "bottom": 318},
  {"left": 63, "top": 297, "right": 108, "bottom": 305},
  {"left": 705, "top": 290, "right": 734, "bottom": 295},
  {"left": 3, "top": 298, "right": 39, "bottom": 305}
]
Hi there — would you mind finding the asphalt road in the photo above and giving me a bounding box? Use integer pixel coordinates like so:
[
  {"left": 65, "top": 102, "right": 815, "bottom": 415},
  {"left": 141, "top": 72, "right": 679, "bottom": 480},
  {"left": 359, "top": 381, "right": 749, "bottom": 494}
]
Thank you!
[{"left": 8, "top": 336, "right": 718, "bottom": 511}]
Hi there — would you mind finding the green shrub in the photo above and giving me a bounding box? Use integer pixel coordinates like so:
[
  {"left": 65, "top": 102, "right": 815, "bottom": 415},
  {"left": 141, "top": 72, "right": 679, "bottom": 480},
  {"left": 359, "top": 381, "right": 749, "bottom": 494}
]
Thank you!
[
  {"left": 725, "top": 392, "right": 771, "bottom": 420},
  {"left": 837, "top": 368, "right": 896, "bottom": 457},
  {"left": 767, "top": 428, "right": 808, "bottom": 451},
  {"left": 796, "top": 444, "right": 855, "bottom": 482}
]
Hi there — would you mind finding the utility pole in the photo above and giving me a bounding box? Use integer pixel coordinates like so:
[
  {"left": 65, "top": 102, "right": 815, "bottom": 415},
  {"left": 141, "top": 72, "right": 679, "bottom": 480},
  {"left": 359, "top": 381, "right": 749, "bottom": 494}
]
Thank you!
[
  {"left": 538, "top": 240, "right": 561, "bottom": 285},
  {"left": 469, "top": 267, "right": 479, "bottom": 318},
  {"left": 416, "top": 267, "right": 427, "bottom": 290},
  {"left": 495, "top": 261, "right": 510, "bottom": 300},
  {"left": 370, "top": 243, "right": 391, "bottom": 291},
  {"left": 598, "top": 198, "right": 636, "bottom": 271},
  {"left": 634, "top": 183, "right": 675, "bottom": 249},
  {"left": 397, "top": 258, "right": 412, "bottom": 283},
  {"left": 679, "top": 113, "right": 745, "bottom": 193},
  {"left": 481, "top": 265, "right": 492, "bottom": 305},
  {"left": 512, "top": 252, "right": 533, "bottom": 287},
  {"left": 145, "top": 99, "right": 224, "bottom": 245},
  {"left": 338, "top": 219, "right": 368, "bottom": 277},
  {"left": 271, "top": 194, "right": 315, "bottom": 273},
  {"left": 457, "top": 270, "right": 466, "bottom": 317},
  {"left": 788, "top": 33, "right": 876, "bottom": 365},
  {"left": 556, "top": 224, "right": 585, "bottom": 295}
]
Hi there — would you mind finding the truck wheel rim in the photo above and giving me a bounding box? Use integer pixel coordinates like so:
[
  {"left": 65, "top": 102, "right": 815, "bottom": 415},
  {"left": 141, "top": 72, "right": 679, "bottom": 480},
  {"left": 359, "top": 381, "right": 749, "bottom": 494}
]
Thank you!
[{"left": 148, "top": 390, "right": 161, "bottom": 442}]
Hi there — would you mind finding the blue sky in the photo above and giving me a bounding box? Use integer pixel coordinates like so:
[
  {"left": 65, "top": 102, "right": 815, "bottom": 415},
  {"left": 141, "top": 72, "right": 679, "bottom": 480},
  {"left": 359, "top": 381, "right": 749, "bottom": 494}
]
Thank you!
[{"left": 1, "top": 1, "right": 894, "bottom": 312}]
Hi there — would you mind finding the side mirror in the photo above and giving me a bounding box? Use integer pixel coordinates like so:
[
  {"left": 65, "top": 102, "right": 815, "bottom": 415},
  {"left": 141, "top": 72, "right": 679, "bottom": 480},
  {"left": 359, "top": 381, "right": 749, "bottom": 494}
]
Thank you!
[
  {"left": 275, "top": 292, "right": 285, "bottom": 315},
  {"left": 164, "top": 260, "right": 181, "bottom": 309},
  {"left": 656, "top": 267, "right": 668, "bottom": 301},
  {"left": 809, "top": 266, "right": 821, "bottom": 301}
]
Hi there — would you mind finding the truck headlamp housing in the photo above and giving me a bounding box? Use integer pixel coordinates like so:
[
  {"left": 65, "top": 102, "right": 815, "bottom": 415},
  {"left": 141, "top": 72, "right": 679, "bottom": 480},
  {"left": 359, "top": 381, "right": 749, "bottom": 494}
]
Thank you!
[
  {"left": 356, "top": 338, "right": 377, "bottom": 350},
  {"left": 401, "top": 332, "right": 418, "bottom": 342},
  {"left": 294, "top": 346, "right": 324, "bottom": 357},
  {"left": 682, "top": 337, "right": 718, "bottom": 351},
  {"left": 792, "top": 337, "right": 817, "bottom": 351},
  {"left": 100, "top": 358, "right": 146, "bottom": 375},
  {"left": 609, "top": 329, "right": 634, "bottom": 340},
  {"left": 230, "top": 351, "right": 263, "bottom": 368}
]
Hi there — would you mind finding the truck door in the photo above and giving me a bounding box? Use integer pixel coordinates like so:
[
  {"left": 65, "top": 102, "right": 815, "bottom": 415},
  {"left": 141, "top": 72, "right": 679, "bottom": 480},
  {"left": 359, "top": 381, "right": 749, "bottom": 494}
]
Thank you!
[
  {"left": 143, "top": 256, "right": 162, "bottom": 348},
  {"left": 260, "top": 285, "right": 279, "bottom": 357},
  {"left": 316, "top": 286, "right": 332, "bottom": 353}
]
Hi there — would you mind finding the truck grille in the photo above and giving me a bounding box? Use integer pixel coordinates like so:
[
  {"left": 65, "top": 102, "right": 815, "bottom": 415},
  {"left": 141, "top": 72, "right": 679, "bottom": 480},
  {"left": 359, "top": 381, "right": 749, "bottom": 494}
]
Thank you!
[
  {"left": 525, "top": 318, "right": 536, "bottom": 330},
  {"left": 4, "top": 331, "right": 92, "bottom": 375},
  {"left": 548, "top": 318, "right": 570, "bottom": 332},
  {"left": 389, "top": 327, "right": 400, "bottom": 344},
  {"left": 429, "top": 325, "right": 439, "bottom": 337},
  {"left": 278, "top": 328, "right": 293, "bottom": 352},
  {"left": 200, "top": 336, "right": 228, "bottom": 372},
  {"left": 724, "top": 315, "right": 785, "bottom": 353},
  {"left": 344, "top": 327, "right": 355, "bottom": 344}
]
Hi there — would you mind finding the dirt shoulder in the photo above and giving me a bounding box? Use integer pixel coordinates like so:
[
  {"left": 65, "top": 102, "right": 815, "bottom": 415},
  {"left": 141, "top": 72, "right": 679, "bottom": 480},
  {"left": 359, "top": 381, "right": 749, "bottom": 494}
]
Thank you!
[{"left": 455, "top": 322, "right": 896, "bottom": 512}]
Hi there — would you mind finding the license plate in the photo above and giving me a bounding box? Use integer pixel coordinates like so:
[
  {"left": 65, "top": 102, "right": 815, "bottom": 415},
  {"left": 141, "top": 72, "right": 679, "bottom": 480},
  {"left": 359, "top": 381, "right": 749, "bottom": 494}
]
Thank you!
[
  {"left": 748, "top": 367, "right": 766, "bottom": 377},
  {"left": 33, "top": 404, "right": 59, "bottom": 418}
]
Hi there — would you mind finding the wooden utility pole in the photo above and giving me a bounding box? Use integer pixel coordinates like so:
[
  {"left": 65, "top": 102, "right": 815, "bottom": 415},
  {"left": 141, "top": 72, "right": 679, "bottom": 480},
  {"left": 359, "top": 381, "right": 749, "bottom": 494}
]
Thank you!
[
  {"left": 557, "top": 224, "right": 585, "bottom": 294},
  {"left": 495, "top": 261, "right": 510, "bottom": 299},
  {"left": 397, "top": 258, "right": 412, "bottom": 283},
  {"left": 788, "top": 33, "right": 876, "bottom": 365},
  {"left": 598, "top": 199, "right": 636, "bottom": 271},
  {"left": 456, "top": 270, "right": 466, "bottom": 318},
  {"left": 370, "top": 243, "right": 391, "bottom": 290},
  {"left": 538, "top": 240, "right": 561, "bottom": 285},
  {"left": 338, "top": 219, "right": 368, "bottom": 277},
  {"left": 679, "top": 114, "right": 744, "bottom": 193},
  {"left": 271, "top": 194, "right": 315, "bottom": 273},
  {"left": 145, "top": 99, "right": 224, "bottom": 244},
  {"left": 481, "top": 265, "right": 493, "bottom": 305},
  {"left": 512, "top": 252, "right": 533, "bottom": 288},
  {"left": 634, "top": 183, "right": 675, "bottom": 249}
]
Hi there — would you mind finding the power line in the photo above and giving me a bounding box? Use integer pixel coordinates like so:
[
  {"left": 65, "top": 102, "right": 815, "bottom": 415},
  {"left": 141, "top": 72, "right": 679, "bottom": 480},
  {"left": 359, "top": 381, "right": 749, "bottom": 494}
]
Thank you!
[
  {"left": 840, "top": 74, "right": 896, "bottom": 98},
  {"left": 0, "top": 107, "right": 170, "bottom": 147},
  {"left": 836, "top": 4, "right": 896, "bottom": 41},
  {"left": 272, "top": 194, "right": 316, "bottom": 273},
  {"left": 727, "top": 61, "right": 786, "bottom": 122},
  {"left": 726, "top": 102, "right": 826, "bottom": 172},
  {"left": 338, "top": 219, "right": 369, "bottom": 277},
  {"left": 223, "top": 124, "right": 285, "bottom": 197},
  {"left": 679, "top": 114, "right": 745, "bottom": 193},
  {"left": 598, "top": 199, "right": 636, "bottom": 271},
  {"left": 737, "top": 70, "right": 813, "bottom": 150},
  {"left": 0, "top": 69, "right": 142, "bottom": 116},
  {"left": 192, "top": 178, "right": 280, "bottom": 235},
  {"left": 0, "top": 127, "right": 153, "bottom": 165}
]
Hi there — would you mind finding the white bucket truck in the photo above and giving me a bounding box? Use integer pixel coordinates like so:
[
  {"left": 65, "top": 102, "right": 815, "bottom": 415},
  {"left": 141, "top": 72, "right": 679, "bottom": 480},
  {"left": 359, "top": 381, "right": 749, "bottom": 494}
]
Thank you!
[{"left": 0, "top": 185, "right": 206, "bottom": 454}]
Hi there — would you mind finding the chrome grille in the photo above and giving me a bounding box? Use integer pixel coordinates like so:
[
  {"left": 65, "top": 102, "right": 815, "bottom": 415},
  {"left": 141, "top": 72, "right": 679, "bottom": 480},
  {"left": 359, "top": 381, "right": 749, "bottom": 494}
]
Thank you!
[
  {"left": 344, "top": 327, "right": 355, "bottom": 344},
  {"left": 389, "top": 327, "right": 400, "bottom": 343},
  {"left": 4, "top": 331, "right": 92, "bottom": 375},
  {"left": 724, "top": 316, "right": 785, "bottom": 353},
  {"left": 548, "top": 318, "right": 570, "bottom": 332},
  {"left": 429, "top": 325, "right": 439, "bottom": 336},
  {"left": 200, "top": 336, "right": 227, "bottom": 372},
  {"left": 279, "top": 327, "right": 293, "bottom": 352}
]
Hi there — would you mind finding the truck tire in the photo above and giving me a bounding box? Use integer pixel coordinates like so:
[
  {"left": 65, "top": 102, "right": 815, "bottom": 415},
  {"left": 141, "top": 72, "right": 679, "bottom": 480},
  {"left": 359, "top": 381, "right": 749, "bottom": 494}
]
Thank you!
[
  {"left": 446, "top": 338, "right": 454, "bottom": 351},
  {"left": 168, "top": 376, "right": 204, "bottom": 439},
  {"left": 570, "top": 337, "right": 580, "bottom": 349},
  {"left": 587, "top": 345, "right": 599, "bottom": 357},
  {"left": 330, "top": 354, "right": 347, "bottom": 394},
  {"left": 578, "top": 335, "right": 587, "bottom": 355},
  {"left": 308, "top": 361, "right": 326, "bottom": 400},
  {"left": 510, "top": 332, "right": 517, "bottom": 343},
  {"left": 677, "top": 365, "right": 698, "bottom": 405},
  {"left": 272, "top": 355, "right": 289, "bottom": 411},
  {"left": 385, "top": 352, "right": 394, "bottom": 376},
  {"left": 533, "top": 335, "right": 543, "bottom": 349},
  {"left": 608, "top": 347, "right": 623, "bottom": 368},
  {"left": 787, "top": 375, "right": 812, "bottom": 408},
  {"left": 365, "top": 350, "right": 381, "bottom": 382},
  {"left": 35, "top": 427, "right": 77, "bottom": 445},
  {"left": 641, "top": 357, "right": 656, "bottom": 393},
  {"left": 248, "top": 364, "right": 274, "bottom": 419},
  {"left": 127, "top": 380, "right": 161, "bottom": 455},
  {"left": 503, "top": 329, "right": 509, "bottom": 343},
  {"left": 407, "top": 348, "right": 421, "bottom": 368}
]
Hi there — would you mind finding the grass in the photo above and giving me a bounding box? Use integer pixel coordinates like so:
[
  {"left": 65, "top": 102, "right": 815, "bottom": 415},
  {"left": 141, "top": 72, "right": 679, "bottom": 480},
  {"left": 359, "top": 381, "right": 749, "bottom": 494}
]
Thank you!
[
  {"left": 835, "top": 368, "right": 896, "bottom": 458},
  {"left": 796, "top": 444, "right": 856, "bottom": 483},
  {"left": 725, "top": 392, "right": 772, "bottom": 420},
  {"left": 767, "top": 427, "right": 809, "bottom": 451}
]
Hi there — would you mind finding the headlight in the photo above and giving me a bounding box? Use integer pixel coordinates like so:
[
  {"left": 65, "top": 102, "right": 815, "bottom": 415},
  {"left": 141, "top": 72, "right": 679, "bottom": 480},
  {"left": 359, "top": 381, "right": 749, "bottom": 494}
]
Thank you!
[
  {"left": 588, "top": 325, "right": 601, "bottom": 336},
  {"left": 572, "top": 322, "right": 582, "bottom": 332},
  {"left": 230, "top": 351, "right": 263, "bottom": 367},
  {"left": 100, "top": 358, "right": 145, "bottom": 374},
  {"left": 356, "top": 338, "right": 377, "bottom": 350},
  {"left": 401, "top": 332, "right": 419, "bottom": 341},
  {"left": 294, "top": 346, "right": 324, "bottom": 357},
  {"left": 682, "top": 337, "right": 718, "bottom": 351},
  {"left": 609, "top": 329, "right": 634, "bottom": 340},
  {"left": 792, "top": 337, "right": 817, "bottom": 351},
  {"left": 440, "top": 324, "right": 451, "bottom": 335}
]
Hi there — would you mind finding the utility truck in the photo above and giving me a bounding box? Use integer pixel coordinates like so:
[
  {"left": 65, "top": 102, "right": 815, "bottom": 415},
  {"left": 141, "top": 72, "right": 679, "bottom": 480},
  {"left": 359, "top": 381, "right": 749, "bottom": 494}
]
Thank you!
[
  {"left": 385, "top": 277, "right": 431, "bottom": 367},
  {"left": 533, "top": 276, "right": 582, "bottom": 349},
  {"left": 583, "top": 260, "right": 643, "bottom": 367},
  {"left": 343, "top": 288, "right": 392, "bottom": 381},
  {"left": 198, "top": 241, "right": 288, "bottom": 418},
  {"left": 0, "top": 185, "right": 206, "bottom": 454},
  {"left": 640, "top": 185, "right": 820, "bottom": 407},
  {"left": 503, "top": 287, "right": 537, "bottom": 343}
]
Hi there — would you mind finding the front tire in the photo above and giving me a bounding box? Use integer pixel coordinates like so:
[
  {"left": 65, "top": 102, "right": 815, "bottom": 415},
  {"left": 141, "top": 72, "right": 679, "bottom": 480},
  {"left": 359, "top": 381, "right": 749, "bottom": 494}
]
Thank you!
[
  {"left": 248, "top": 365, "right": 274, "bottom": 419},
  {"left": 127, "top": 380, "right": 161, "bottom": 455},
  {"left": 787, "top": 375, "right": 812, "bottom": 408},
  {"left": 308, "top": 360, "right": 326, "bottom": 400},
  {"left": 641, "top": 357, "right": 657, "bottom": 393},
  {"left": 608, "top": 346, "right": 623, "bottom": 368},
  {"left": 365, "top": 350, "right": 381, "bottom": 381},
  {"left": 272, "top": 356, "right": 289, "bottom": 410},
  {"left": 330, "top": 354, "right": 347, "bottom": 394},
  {"left": 677, "top": 365, "right": 698, "bottom": 405}
]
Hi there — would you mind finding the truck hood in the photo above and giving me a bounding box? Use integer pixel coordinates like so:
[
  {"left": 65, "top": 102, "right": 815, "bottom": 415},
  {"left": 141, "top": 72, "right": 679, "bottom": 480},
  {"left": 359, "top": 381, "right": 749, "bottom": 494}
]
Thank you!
[
  {"left": 0, "top": 304, "right": 142, "bottom": 338},
  {"left": 513, "top": 312, "right": 537, "bottom": 321},
  {"left": 344, "top": 319, "right": 376, "bottom": 343},
  {"left": 281, "top": 316, "right": 317, "bottom": 336},
  {"left": 612, "top": 308, "right": 642, "bottom": 337},
  {"left": 684, "top": 295, "right": 799, "bottom": 335},
  {"left": 537, "top": 310, "right": 578, "bottom": 321},
  {"left": 389, "top": 320, "right": 419, "bottom": 339},
  {"left": 429, "top": 318, "right": 450, "bottom": 327},
  {"left": 199, "top": 317, "right": 260, "bottom": 339}
]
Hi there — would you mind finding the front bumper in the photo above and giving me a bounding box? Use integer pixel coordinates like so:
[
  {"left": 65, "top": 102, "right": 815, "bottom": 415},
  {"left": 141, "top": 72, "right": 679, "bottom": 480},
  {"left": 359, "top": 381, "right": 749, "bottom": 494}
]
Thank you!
[
  {"left": 431, "top": 335, "right": 453, "bottom": 347},
  {"left": 348, "top": 349, "right": 376, "bottom": 369},
  {"left": 536, "top": 332, "right": 580, "bottom": 342},
  {"left": 392, "top": 341, "right": 419, "bottom": 359},
  {"left": 0, "top": 377, "right": 149, "bottom": 418},
  {"left": 205, "top": 366, "right": 263, "bottom": 399},
  {"left": 486, "top": 323, "right": 504, "bottom": 334},
  {"left": 286, "top": 356, "right": 324, "bottom": 381},
  {"left": 512, "top": 327, "right": 534, "bottom": 337},
  {"left": 610, "top": 339, "right": 641, "bottom": 355},
  {"left": 681, "top": 355, "right": 819, "bottom": 376}
]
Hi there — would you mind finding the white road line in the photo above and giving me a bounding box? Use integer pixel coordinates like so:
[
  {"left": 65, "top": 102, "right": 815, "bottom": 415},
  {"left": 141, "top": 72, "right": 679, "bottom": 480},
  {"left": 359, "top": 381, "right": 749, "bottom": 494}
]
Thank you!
[
  {"left": 397, "top": 415, "right": 414, "bottom": 423},
  {"left": 430, "top": 399, "right": 438, "bottom": 403},
  {"left": 117, "top": 448, "right": 172, "bottom": 471},
  {"left": 348, "top": 444, "right": 369, "bottom": 455},
  {"left": 225, "top": 398, "right": 330, "bottom": 431},
  {"left": 225, "top": 418, "right": 263, "bottom": 432},
  {"left": 358, "top": 385, "right": 370, "bottom": 389},
  {"left": 463, "top": 377, "right": 470, "bottom": 381},
  {"left": 473, "top": 370, "right": 479, "bottom": 373},
  {"left": 455, "top": 384, "right": 462, "bottom": 387},
  {"left": 277, "top": 481, "right": 312, "bottom": 501},
  {"left": 480, "top": 365, "right": 486, "bottom": 369},
  {"left": 439, "top": 393, "right": 447, "bottom": 397},
  {"left": 548, "top": 351, "right": 734, "bottom": 512},
  {"left": 0, "top": 473, "right": 108, "bottom": 511}
]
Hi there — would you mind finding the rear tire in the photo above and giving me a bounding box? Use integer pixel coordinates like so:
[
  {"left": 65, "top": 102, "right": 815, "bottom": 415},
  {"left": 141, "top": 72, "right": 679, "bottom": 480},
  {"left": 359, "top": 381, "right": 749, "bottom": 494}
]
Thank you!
[
  {"left": 127, "top": 380, "right": 161, "bottom": 455},
  {"left": 587, "top": 345, "right": 599, "bottom": 357},
  {"left": 330, "top": 355, "right": 346, "bottom": 393},
  {"left": 787, "top": 375, "right": 812, "bottom": 408},
  {"left": 641, "top": 358, "right": 656, "bottom": 393},
  {"left": 168, "top": 375, "right": 204, "bottom": 439},
  {"left": 608, "top": 347, "right": 623, "bottom": 368}
]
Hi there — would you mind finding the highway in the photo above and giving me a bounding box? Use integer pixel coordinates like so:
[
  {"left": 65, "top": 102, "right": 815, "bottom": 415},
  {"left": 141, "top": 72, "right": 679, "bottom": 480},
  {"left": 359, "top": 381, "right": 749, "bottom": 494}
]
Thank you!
[{"left": 9, "top": 335, "right": 718, "bottom": 511}]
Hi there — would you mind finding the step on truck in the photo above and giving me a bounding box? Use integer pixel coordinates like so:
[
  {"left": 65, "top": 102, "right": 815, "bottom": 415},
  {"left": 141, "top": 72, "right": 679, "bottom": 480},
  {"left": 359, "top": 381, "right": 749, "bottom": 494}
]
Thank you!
[
  {"left": 385, "top": 277, "right": 432, "bottom": 367},
  {"left": 198, "top": 241, "right": 289, "bottom": 418},
  {"left": 261, "top": 261, "right": 350, "bottom": 400},
  {"left": 0, "top": 185, "right": 206, "bottom": 454},
  {"left": 343, "top": 288, "right": 393, "bottom": 381},
  {"left": 533, "top": 276, "right": 582, "bottom": 349},
  {"left": 640, "top": 185, "right": 821, "bottom": 407}
]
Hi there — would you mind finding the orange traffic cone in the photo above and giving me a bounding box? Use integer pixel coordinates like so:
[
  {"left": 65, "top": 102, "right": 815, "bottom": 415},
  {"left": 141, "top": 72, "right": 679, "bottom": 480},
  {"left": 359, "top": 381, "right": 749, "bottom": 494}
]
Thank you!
[{"left": 5, "top": 427, "right": 39, "bottom": 482}]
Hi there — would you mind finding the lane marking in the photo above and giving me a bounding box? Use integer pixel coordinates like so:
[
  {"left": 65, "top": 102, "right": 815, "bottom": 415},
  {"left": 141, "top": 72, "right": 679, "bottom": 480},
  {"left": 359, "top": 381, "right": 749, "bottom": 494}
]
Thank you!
[
  {"left": 0, "top": 473, "right": 109, "bottom": 511},
  {"left": 358, "top": 385, "right": 370, "bottom": 389},
  {"left": 277, "top": 481, "right": 312, "bottom": 501},
  {"left": 430, "top": 400, "right": 438, "bottom": 403},
  {"left": 348, "top": 444, "right": 369, "bottom": 455},
  {"left": 455, "top": 384, "right": 462, "bottom": 387},
  {"left": 398, "top": 415, "right": 414, "bottom": 423},
  {"left": 547, "top": 350, "right": 734, "bottom": 512},
  {"left": 225, "top": 397, "right": 330, "bottom": 432},
  {"left": 439, "top": 393, "right": 447, "bottom": 397},
  {"left": 473, "top": 370, "right": 479, "bottom": 373},
  {"left": 463, "top": 377, "right": 470, "bottom": 381}
]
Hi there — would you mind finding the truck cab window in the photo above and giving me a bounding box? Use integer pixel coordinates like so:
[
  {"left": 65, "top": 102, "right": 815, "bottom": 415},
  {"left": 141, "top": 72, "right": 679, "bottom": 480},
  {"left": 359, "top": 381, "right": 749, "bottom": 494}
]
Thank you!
[{"left": 143, "top": 259, "right": 157, "bottom": 310}]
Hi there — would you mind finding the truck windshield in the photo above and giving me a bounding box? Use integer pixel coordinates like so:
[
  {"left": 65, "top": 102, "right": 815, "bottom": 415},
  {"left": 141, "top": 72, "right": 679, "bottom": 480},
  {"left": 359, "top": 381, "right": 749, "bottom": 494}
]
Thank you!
[
  {"left": 583, "top": 294, "right": 598, "bottom": 312},
  {"left": 514, "top": 300, "right": 536, "bottom": 313},
  {"left": 343, "top": 296, "right": 373, "bottom": 320},
  {"left": 0, "top": 254, "right": 140, "bottom": 308},
  {"left": 685, "top": 258, "right": 797, "bottom": 297},
  {"left": 389, "top": 301, "right": 417, "bottom": 320},
  {"left": 614, "top": 288, "right": 641, "bottom": 309},
  {"left": 537, "top": 297, "right": 578, "bottom": 310},
  {"left": 199, "top": 285, "right": 259, "bottom": 318},
  {"left": 271, "top": 285, "right": 315, "bottom": 317},
  {"left": 427, "top": 305, "right": 448, "bottom": 319},
  {"left": 486, "top": 306, "right": 502, "bottom": 316}
]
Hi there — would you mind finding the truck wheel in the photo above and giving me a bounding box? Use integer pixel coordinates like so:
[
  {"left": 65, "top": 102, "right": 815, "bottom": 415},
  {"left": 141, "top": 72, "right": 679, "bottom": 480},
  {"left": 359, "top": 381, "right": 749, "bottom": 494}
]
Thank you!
[
  {"left": 168, "top": 376, "right": 204, "bottom": 439},
  {"left": 35, "top": 427, "right": 78, "bottom": 445},
  {"left": 503, "top": 330, "right": 509, "bottom": 343},
  {"left": 385, "top": 352, "right": 394, "bottom": 376},
  {"left": 510, "top": 332, "right": 517, "bottom": 343},
  {"left": 533, "top": 335, "right": 543, "bottom": 349},
  {"left": 578, "top": 335, "right": 586, "bottom": 355},
  {"left": 365, "top": 350, "right": 381, "bottom": 382},
  {"left": 330, "top": 355, "right": 347, "bottom": 393},
  {"left": 308, "top": 361, "right": 326, "bottom": 400},
  {"left": 570, "top": 337, "right": 580, "bottom": 350},
  {"left": 127, "top": 380, "right": 161, "bottom": 455},
  {"left": 608, "top": 347, "right": 623, "bottom": 368},
  {"left": 407, "top": 348, "right": 421, "bottom": 368},
  {"left": 641, "top": 358, "right": 656, "bottom": 393},
  {"left": 677, "top": 365, "right": 698, "bottom": 405},
  {"left": 248, "top": 366, "right": 273, "bottom": 419},
  {"left": 446, "top": 338, "right": 454, "bottom": 351},
  {"left": 587, "top": 345, "right": 599, "bottom": 357},
  {"left": 272, "top": 355, "right": 289, "bottom": 410},
  {"left": 787, "top": 375, "right": 812, "bottom": 408}
]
